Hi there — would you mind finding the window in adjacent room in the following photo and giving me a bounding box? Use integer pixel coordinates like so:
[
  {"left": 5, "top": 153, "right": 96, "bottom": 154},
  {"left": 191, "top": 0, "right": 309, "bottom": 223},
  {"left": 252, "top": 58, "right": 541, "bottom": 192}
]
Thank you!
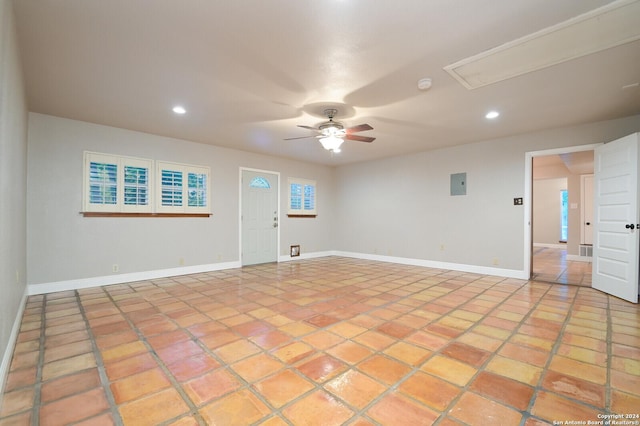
[
  {"left": 560, "top": 189, "right": 568, "bottom": 242},
  {"left": 83, "top": 152, "right": 152, "bottom": 213},
  {"left": 288, "top": 177, "right": 316, "bottom": 216}
]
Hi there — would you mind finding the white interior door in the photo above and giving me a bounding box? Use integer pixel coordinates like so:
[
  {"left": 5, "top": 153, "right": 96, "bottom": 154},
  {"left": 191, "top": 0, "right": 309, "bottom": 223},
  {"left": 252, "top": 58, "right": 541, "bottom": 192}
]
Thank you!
[
  {"left": 581, "top": 174, "right": 594, "bottom": 245},
  {"left": 592, "top": 133, "right": 639, "bottom": 303},
  {"left": 241, "top": 170, "right": 279, "bottom": 266}
]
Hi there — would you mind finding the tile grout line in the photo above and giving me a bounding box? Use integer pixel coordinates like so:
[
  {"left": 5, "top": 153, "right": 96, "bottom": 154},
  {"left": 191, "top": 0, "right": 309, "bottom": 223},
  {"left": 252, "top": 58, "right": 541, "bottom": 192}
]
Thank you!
[
  {"left": 97, "top": 282, "right": 208, "bottom": 426},
  {"left": 161, "top": 277, "right": 298, "bottom": 426},
  {"left": 257, "top": 270, "right": 452, "bottom": 425},
  {"left": 30, "top": 294, "right": 46, "bottom": 426},
  {"left": 529, "top": 286, "right": 614, "bottom": 419},
  {"left": 267, "top": 273, "right": 537, "bottom": 425},
  {"left": 428, "top": 278, "right": 558, "bottom": 426},
  {"left": 333, "top": 272, "right": 544, "bottom": 424},
  {"left": 199, "top": 266, "right": 457, "bottom": 425},
  {"left": 521, "top": 282, "right": 581, "bottom": 425},
  {"left": 74, "top": 289, "right": 124, "bottom": 425}
]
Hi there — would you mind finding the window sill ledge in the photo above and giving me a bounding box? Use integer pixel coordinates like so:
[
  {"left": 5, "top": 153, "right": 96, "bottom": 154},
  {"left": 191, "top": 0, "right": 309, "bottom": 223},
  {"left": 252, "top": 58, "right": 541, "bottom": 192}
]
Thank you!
[{"left": 81, "top": 212, "right": 211, "bottom": 218}]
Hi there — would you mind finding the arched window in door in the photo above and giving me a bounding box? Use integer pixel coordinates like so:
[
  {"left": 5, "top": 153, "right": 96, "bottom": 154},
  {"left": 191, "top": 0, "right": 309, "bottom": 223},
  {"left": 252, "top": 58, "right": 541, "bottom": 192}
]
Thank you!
[{"left": 249, "top": 177, "right": 271, "bottom": 189}]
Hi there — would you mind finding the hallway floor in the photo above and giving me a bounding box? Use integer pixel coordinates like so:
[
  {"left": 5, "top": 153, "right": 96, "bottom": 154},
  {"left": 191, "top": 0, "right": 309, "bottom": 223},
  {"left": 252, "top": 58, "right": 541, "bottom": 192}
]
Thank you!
[
  {"left": 1, "top": 257, "right": 638, "bottom": 425},
  {"left": 531, "top": 247, "right": 592, "bottom": 287}
]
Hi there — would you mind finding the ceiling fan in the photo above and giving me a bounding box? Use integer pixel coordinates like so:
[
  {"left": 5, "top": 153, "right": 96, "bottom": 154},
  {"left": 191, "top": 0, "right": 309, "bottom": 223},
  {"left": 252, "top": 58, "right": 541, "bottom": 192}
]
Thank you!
[{"left": 285, "top": 108, "right": 375, "bottom": 153}]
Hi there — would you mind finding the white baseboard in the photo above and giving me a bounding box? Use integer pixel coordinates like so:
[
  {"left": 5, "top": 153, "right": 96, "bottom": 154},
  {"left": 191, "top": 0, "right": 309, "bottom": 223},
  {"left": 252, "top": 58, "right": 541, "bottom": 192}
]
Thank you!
[
  {"left": 27, "top": 251, "right": 529, "bottom": 296},
  {"left": 0, "top": 287, "right": 29, "bottom": 402},
  {"left": 566, "top": 254, "right": 592, "bottom": 262},
  {"left": 27, "top": 261, "right": 241, "bottom": 295},
  {"left": 333, "top": 251, "right": 529, "bottom": 280},
  {"left": 278, "top": 250, "right": 334, "bottom": 263},
  {"left": 533, "top": 243, "right": 567, "bottom": 249}
]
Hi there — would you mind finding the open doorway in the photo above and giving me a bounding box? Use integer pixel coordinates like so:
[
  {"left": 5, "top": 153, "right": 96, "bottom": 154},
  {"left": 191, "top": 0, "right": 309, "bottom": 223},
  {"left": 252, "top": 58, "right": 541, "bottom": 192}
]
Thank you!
[{"left": 530, "top": 149, "right": 594, "bottom": 286}]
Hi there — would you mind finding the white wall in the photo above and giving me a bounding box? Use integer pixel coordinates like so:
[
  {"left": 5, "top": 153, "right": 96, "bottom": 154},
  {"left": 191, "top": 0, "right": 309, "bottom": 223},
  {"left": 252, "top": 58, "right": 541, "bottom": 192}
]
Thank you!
[
  {"left": 0, "top": 0, "right": 28, "bottom": 394},
  {"left": 333, "top": 115, "right": 640, "bottom": 273},
  {"left": 533, "top": 178, "right": 567, "bottom": 245},
  {"left": 26, "top": 113, "right": 335, "bottom": 288}
]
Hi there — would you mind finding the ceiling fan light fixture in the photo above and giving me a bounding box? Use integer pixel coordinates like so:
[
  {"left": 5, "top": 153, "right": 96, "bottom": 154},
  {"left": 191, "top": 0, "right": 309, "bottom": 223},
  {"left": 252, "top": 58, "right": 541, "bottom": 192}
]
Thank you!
[
  {"left": 321, "top": 126, "right": 345, "bottom": 137},
  {"left": 319, "top": 136, "right": 344, "bottom": 152}
]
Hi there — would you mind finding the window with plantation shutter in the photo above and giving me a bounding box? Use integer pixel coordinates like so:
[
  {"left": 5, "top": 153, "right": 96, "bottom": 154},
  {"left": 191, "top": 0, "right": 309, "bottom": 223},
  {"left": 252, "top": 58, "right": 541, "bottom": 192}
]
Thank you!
[
  {"left": 89, "top": 161, "right": 117, "bottom": 206},
  {"left": 290, "top": 183, "right": 302, "bottom": 210},
  {"left": 188, "top": 171, "right": 207, "bottom": 207},
  {"left": 304, "top": 184, "right": 315, "bottom": 211},
  {"left": 83, "top": 152, "right": 152, "bottom": 213},
  {"left": 156, "top": 161, "right": 210, "bottom": 213},
  {"left": 83, "top": 152, "right": 210, "bottom": 216},
  {"left": 124, "top": 166, "right": 149, "bottom": 206},
  {"left": 288, "top": 177, "right": 316, "bottom": 216},
  {"left": 161, "top": 169, "right": 183, "bottom": 207}
]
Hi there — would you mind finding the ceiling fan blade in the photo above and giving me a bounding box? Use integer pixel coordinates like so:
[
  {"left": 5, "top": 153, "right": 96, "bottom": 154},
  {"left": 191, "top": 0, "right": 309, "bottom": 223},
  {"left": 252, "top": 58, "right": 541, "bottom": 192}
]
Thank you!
[
  {"left": 284, "top": 135, "right": 315, "bottom": 140},
  {"left": 345, "top": 123, "right": 373, "bottom": 133},
  {"left": 297, "top": 125, "right": 319, "bottom": 131},
  {"left": 346, "top": 134, "right": 375, "bottom": 143}
]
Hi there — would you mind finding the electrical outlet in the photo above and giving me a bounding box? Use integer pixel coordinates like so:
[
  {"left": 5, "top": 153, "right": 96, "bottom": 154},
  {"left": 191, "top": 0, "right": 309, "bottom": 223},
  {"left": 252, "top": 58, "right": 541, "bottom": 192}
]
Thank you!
[
  {"left": 112, "top": 264, "right": 119, "bottom": 272},
  {"left": 514, "top": 197, "right": 523, "bottom": 205},
  {"left": 440, "top": 244, "right": 445, "bottom": 251},
  {"left": 492, "top": 258, "right": 499, "bottom": 266},
  {"left": 179, "top": 257, "right": 185, "bottom": 266}
]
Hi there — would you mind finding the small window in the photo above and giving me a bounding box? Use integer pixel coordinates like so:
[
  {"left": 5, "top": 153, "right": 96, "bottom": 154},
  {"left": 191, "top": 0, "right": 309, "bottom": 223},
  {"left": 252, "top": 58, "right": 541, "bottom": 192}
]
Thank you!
[
  {"left": 156, "top": 161, "right": 210, "bottom": 213},
  {"left": 249, "top": 177, "right": 271, "bottom": 189},
  {"left": 288, "top": 177, "right": 316, "bottom": 216},
  {"left": 84, "top": 152, "right": 152, "bottom": 213}
]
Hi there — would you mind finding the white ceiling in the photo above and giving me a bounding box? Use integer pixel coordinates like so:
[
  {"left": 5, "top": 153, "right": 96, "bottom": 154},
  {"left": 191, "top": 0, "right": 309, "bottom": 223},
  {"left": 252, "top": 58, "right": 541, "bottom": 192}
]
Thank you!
[{"left": 12, "top": 0, "right": 640, "bottom": 166}]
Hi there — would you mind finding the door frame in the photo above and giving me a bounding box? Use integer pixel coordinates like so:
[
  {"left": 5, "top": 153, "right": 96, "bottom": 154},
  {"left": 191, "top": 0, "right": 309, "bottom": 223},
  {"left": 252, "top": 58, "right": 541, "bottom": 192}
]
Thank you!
[
  {"left": 524, "top": 143, "right": 601, "bottom": 279},
  {"left": 239, "top": 167, "right": 281, "bottom": 266},
  {"left": 580, "top": 174, "right": 594, "bottom": 245}
]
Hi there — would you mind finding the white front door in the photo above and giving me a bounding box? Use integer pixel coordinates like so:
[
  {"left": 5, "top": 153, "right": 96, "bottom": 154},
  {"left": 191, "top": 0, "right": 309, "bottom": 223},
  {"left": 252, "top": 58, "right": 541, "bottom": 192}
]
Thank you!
[
  {"left": 592, "top": 133, "right": 639, "bottom": 303},
  {"left": 241, "top": 169, "right": 279, "bottom": 266}
]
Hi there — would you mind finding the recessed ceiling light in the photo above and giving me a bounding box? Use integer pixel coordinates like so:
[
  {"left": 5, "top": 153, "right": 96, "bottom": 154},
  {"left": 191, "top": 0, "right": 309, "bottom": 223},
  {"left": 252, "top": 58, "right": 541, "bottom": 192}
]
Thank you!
[
  {"left": 172, "top": 106, "right": 186, "bottom": 114},
  {"left": 417, "top": 78, "right": 432, "bottom": 91},
  {"left": 485, "top": 111, "right": 500, "bottom": 119}
]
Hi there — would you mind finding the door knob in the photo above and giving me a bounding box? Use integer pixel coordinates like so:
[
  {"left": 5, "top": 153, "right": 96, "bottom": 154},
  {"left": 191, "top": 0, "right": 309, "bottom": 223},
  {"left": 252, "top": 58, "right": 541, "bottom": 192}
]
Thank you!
[
  {"left": 586, "top": 222, "right": 591, "bottom": 225},
  {"left": 626, "top": 224, "right": 635, "bottom": 230}
]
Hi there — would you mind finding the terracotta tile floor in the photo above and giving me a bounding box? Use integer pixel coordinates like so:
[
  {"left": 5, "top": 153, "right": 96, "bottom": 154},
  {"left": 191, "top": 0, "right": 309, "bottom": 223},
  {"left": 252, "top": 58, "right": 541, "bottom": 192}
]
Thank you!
[
  {"left": 532, "top": 247, "right": 592, "bottom": 286},
  {"left": 1, "top": 257, "right": 639, "bottom": 425}
]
